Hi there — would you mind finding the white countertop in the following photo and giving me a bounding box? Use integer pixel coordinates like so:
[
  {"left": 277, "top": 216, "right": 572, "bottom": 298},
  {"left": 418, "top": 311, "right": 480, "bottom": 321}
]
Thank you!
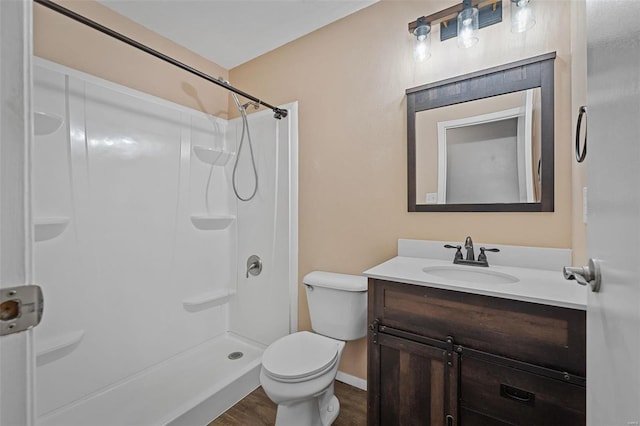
[{"left": 363, "top": 256, "right": 587, "bottom": 310}]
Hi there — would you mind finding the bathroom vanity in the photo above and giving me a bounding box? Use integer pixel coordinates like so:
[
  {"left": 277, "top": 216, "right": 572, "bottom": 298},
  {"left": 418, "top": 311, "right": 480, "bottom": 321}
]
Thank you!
[{"left": 364, "top": 240, "right": 587, "bottom": 426}]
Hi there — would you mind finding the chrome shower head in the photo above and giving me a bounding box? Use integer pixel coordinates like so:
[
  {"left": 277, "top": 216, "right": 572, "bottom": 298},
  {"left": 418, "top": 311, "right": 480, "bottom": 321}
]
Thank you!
[{"left": 242, "top": 101, "right": 260, "bottom": 110}]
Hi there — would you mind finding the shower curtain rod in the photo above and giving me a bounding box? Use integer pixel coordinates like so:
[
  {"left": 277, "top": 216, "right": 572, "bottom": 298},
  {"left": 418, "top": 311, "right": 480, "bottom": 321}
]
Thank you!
[{"left": 34, "top": 0, "right": 288, "bottom": 120}]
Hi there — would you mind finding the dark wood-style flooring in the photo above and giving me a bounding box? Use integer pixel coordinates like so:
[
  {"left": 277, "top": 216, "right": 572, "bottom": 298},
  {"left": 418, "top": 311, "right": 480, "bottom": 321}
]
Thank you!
[{"left": 209, "top": 381, "right": 367, "bottom": 426}]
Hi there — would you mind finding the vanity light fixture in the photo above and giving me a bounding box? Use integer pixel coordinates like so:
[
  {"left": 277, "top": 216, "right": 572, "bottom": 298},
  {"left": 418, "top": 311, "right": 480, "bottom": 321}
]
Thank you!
[
  {"left": 457, "top": 0, "right": 480, "bottom": 48},
  {"left": 409, "top": 0, "right": 508, "bottom": 61},
  {"left": 511, "top": 0, "right": 536, "bottom": 33},
  {"left": 412, "top": 16, "right": 432, "bottom": 61}
]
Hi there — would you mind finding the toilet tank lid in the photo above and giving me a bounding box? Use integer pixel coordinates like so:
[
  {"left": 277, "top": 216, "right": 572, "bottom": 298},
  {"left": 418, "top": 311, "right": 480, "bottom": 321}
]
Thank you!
[{"left": 303, "top": 271, "right": 367, "bottom": 292}]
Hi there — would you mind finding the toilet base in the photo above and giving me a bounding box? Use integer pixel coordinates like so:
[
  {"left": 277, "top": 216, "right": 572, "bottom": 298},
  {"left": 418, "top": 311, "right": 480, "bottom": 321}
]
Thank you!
[
  {"left": 319, "top": 395, "right": 340, "bottom": 425},
  {"left": 274, "top": 386, "right": 340, "bottom": 426}
]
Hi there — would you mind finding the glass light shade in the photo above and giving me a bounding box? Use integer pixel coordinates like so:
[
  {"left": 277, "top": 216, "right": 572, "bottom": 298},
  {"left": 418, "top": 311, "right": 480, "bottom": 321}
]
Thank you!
[
  {"left": 413, "top": 24, "right": 431, "bottom": 62},
  {"left": 457, "top": 6, "right": 479, "bottom": 48},
  {"left": 511, "top": 0, "right": 536, "bottom": 33}
]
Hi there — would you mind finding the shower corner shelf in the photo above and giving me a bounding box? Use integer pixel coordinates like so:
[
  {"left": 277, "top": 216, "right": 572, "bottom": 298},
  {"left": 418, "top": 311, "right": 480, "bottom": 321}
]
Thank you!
[
  {"left": 36, "top": 329, "right": 85, "bottom": 359},
  {"left": 182, "top": 289, "right": 237, "bottom": 310},
  {"left": 34, "top": 111, "right": 64, "bottom": 136},
  {"left": 34, "top": 217, "right": 70, "bottom": 242},
  {"left": 193, "top": 146, "right": 235, "bottom": 166},
  {"left": 190, "top": 215, "right": 235, "bottom": 230}
]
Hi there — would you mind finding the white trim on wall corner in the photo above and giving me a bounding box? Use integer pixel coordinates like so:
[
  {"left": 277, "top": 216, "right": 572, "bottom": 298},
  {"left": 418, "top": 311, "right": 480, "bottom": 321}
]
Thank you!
[
  {"left": 336, "top": 371, "right": 367, "bottom": 391},
  {"left": 287, "top": 102, "right": 299, "bottom": 334}
]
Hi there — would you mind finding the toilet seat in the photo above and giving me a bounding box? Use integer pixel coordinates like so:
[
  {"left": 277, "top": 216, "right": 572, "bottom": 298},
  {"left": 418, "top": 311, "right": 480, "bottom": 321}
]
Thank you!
[{"left": 262, "top": 331, "right": 340, "bottom": 382}]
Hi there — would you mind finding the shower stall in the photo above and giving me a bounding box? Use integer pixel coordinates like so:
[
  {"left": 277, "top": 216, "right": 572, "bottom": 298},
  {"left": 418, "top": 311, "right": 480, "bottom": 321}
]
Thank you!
[{"left": 32, "top": 58, "right": 298, "bottom": 425}]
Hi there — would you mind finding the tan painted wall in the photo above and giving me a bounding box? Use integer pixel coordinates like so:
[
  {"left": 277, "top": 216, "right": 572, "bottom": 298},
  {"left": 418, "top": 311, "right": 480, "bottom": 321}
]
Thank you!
[
  {"left": 231, "top": 0, "right": 579, "bottom": 381},
  {"left": 34, "top": 0, "right": 229, "bottom": 117}
]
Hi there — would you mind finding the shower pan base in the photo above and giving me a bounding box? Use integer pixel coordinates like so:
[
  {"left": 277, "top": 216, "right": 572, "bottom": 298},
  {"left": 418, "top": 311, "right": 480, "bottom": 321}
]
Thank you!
[{"left": 37, "top": 333, "right": 264, "bottom": 426}]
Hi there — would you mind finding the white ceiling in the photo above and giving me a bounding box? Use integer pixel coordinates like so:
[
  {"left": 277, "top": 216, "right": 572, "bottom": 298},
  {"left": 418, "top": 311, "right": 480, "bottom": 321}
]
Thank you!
[{"left": 98, "top": 0, "right": 378, "bottom": 69}]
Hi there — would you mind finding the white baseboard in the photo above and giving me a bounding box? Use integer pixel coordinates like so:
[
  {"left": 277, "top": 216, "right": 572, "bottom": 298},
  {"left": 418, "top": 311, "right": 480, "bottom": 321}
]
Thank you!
[{"left": 336, "top": 371, "right": 367, "bottom": 391}]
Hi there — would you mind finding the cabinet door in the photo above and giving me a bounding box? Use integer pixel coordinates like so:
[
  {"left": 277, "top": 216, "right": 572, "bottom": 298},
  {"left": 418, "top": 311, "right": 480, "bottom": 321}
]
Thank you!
[{"left": 368, "top": 333, "right": 458, "bottom": 426}]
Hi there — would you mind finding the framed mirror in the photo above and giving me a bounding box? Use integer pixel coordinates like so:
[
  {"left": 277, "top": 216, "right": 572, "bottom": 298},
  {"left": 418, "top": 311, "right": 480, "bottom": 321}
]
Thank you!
[{"left": 407, "top": 52, "right": 555, "bottom": 212}]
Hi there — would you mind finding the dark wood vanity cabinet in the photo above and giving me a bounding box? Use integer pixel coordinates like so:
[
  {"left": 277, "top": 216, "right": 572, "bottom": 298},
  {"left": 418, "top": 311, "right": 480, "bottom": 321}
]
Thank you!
[
  {"left": 367, "top": 279, "right": 586, "bottom": 426},
  {"left": 371, "top": 332, "right": 458, "bottom": 425}
]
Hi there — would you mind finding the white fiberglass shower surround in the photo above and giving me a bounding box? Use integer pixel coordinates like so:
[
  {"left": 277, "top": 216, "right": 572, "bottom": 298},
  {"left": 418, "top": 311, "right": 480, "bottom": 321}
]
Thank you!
[{"left": 32, "top": 58, "right": 298, "bottom": 426}]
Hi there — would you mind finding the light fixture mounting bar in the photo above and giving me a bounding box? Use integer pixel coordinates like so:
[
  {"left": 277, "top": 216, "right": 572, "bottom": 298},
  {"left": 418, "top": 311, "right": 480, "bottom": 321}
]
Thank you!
[{"left": 408, "top": 0, "right": 501, "bottom": 33}]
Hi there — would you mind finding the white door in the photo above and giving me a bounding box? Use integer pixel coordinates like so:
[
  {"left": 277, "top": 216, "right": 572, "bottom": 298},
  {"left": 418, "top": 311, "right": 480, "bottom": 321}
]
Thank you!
[
  {"left": 585, "top": 0, "right": 640, "bottom": 424},
  {"left": 0, "top": 1, "right": 35, "bottom": 425}
]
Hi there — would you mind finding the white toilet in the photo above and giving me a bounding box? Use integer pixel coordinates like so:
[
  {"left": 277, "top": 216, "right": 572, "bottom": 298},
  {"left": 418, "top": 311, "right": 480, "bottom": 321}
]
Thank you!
[{"left": 260, "top": 271, "right": 368, "bottom": 426}]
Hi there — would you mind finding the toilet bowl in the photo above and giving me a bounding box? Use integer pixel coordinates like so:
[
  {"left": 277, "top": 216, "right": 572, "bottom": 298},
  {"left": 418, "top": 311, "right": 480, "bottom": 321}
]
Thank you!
[
  {"left": 260, "top": 331, "right": 345, "bottom": 426},
  {"left": 259, "top": 271, "right": 367, "bottom": 426}
]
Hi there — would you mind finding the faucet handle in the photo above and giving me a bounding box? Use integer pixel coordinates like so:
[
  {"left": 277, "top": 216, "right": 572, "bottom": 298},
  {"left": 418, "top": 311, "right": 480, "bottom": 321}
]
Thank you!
[
  {"left": 444, "top": 244, "right": 463, "bottom": 261},
  {"left": 478, "top": 247, "right": 500, "bottom": 263},
  {"left": 480, "top": 247, "right": 500, "bottom": 253}
]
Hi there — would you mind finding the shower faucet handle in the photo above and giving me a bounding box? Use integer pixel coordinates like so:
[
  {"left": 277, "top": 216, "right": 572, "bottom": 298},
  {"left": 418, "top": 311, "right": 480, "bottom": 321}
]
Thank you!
[{"left": 246, "top": 255, "right": 262, "bottom": 278}]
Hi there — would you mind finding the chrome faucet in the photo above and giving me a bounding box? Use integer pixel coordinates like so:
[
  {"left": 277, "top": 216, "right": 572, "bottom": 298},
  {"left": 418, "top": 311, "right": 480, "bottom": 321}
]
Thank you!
[{"left": 444, "top": 236, "right": 500, "bottom": 267}]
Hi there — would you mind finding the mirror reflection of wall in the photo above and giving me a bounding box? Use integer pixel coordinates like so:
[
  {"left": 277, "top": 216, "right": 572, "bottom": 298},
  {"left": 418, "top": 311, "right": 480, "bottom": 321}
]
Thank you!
[
  {"left": 446, "top": 118, "right": 520, "bottom": 204},
  {"left": 415, "top": 88, "right": 541, "bottom": 205}
]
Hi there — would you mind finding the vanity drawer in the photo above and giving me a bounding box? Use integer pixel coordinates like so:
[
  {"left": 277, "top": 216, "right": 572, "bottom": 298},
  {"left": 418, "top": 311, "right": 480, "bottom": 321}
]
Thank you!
[
  {"left": 459, "top": 408, "right": 514, "bottom": 426},
  {"left": 370, "top": 279, "right": 586, "bottom": 376},
  {"left": 459, "top": 356, "right": 585, "bottom": 426}
]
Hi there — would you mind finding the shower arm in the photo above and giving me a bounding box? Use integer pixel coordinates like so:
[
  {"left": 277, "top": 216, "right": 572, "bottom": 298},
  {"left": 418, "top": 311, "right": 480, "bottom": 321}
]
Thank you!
[{"left": 33, "top": 0, "right": 288, "bottom": 120}]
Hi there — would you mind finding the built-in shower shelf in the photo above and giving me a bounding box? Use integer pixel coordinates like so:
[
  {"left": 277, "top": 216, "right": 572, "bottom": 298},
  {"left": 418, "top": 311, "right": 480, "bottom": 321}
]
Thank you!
[
  {"left": 193, "top": 146, "right": 234, "bottom": 166},
  {"left": 36, "top": 330, "right": 85, "bottom": 359},
  {"left": 34, "top": 111, "right": 64, "bottom": 136},
  {"left": 34, "top": 217, "right": 70, "bottom": 242},
  {"left": 190, "top": 215, "right": 235, "bottom": 230},
  {"left": 182, "top": 289, "right": 236, "bottom": 310}
]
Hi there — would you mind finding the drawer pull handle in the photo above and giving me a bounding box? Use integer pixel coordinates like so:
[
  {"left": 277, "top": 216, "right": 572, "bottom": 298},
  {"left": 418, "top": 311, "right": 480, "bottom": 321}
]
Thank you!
[{"left": 500, "top": 384, "right": 535, "bottom": 406}]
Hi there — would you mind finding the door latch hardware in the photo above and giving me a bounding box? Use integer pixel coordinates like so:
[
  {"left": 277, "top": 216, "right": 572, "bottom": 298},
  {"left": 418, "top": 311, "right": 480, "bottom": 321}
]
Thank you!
[
  {"left": 0, "top": 285, "right": 44, "bottom": 336},
  {"left": 369, "top": 319, "right": 379, "bottom": 344},
  {"left": 446, "top": 335, "right": 454, "bottom": 366},
  {"left": 563, "top": 258, "right": 602, "bottom": 292}
]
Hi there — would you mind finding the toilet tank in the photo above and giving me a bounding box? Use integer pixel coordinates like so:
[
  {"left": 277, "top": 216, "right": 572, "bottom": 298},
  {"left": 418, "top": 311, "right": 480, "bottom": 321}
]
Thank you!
[{"left": 303, "top": 271, "right": 368, "bottom": 341}]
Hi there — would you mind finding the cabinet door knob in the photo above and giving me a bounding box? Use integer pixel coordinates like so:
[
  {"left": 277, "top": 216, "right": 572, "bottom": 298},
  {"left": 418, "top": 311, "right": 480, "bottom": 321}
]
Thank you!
[{"left": 563, "top": 258, "right": 601, "bottom": 292}]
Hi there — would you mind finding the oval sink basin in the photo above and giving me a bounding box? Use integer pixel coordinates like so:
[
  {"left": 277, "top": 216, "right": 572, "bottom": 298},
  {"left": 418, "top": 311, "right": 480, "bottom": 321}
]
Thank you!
[{"left": 422, "top": 265, "right": 520, "bottom": 284}]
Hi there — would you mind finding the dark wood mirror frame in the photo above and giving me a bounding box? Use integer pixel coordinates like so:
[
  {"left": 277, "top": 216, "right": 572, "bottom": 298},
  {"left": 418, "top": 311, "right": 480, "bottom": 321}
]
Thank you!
[{"left": 407, "top": 52, "right": 556, "bottom": 212}]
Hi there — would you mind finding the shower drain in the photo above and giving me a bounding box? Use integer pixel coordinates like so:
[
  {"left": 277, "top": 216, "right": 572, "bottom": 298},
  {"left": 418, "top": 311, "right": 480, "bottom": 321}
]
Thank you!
[{"left": 228, "top": 351, "right": 244, "bottom": 360}]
